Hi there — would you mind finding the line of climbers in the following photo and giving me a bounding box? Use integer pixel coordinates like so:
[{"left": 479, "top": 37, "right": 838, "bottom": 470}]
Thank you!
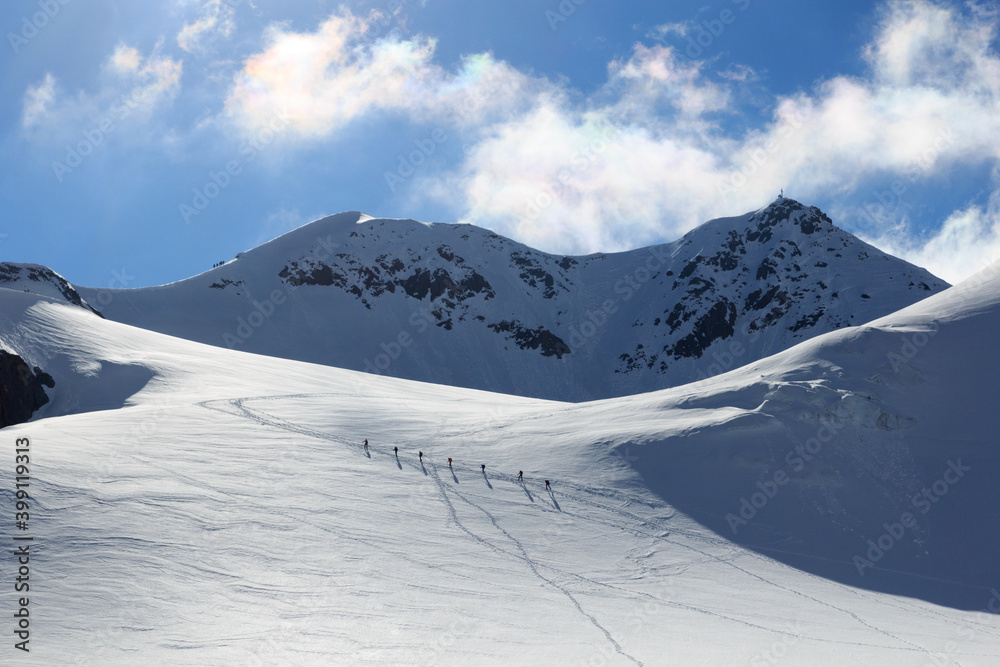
[{"left": 363, "top": 439, "right": 551, "bottom": 490}]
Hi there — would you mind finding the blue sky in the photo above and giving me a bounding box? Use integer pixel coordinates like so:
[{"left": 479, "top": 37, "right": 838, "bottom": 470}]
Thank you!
[{"left": 3, "top": 0, "right": 999, "bottom": 288}]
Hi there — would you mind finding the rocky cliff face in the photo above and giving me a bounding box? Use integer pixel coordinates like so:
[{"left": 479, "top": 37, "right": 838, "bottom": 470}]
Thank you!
[{"left": 0, "top": 350, "right": 55, "bottom": 428}]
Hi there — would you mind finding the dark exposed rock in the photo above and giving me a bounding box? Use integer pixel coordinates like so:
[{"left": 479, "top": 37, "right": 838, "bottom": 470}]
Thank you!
[
  {"left": 511, "top": 252, "right": 566, "bottom": 299},
  {"left": 279, "top": 261, "right": 345, "bottom": 287},
  {"left": 746, "top": 198, "right": 806, "bottom": 244},
  {"left": 209, "top": 278, "right": 244, "bottom": 290},
  {"left": 710, "top": 251, "right": 740, "bottom": 271},
  {"left": 686, "top": 277, "right": 714, "bottom": 298},
  {"left": 488, "top": 320, "right": 570, "bottom": 358},
  {"left": 725, "top": 230, "right": 744, "bottom": 253},
  {"left": 790, "top": 308, "right": 825, "bottom": 332},
  {"left": 618, "top": 348, "right": 649, "bottom": 373},
  {"left": 281, "top": 251, "right": 494, "bottom": 304},
  {"left": 798, "top": 215, "right": 820, "bottom": 234},
  {"left": 664, "top": 302, "right": 693, "bottom": 334},
  {"left": 357, "top": 266, "right": 394, "bottom": 296},
  {"left": 558, "top": 257, "right": 578, "bottom": 271},
  {"left": 435, "top": 245, "right": 466, "bottom": 265},
  {"left": 679, "top": 257, "right": 701, "bottom": 280},
  {"left": 744, "top": 284, "right": 784, "bottom": 312},
  {"left": 749, "top": 304, "right": 790, "bottom": 331},
  {"left": 399, "top": 267, "right": 493, "bottom": 301},
  {"left": 0, "top": 264, "right": 19, "bottom": 282},
  {"left": 510, "top": 254, "right": 531, "bottom": 268},
  {"left": 0, "top": 351, "right": 54, "bottom": 429},
  {"left": 665, "top": 299, "right": 737, "bottom": 359},
  {"left": 378, "top": 257, "right": 406, "bottom": 274},
  {"left": 756, "top": 258, "right": 778, "bottom": 280}
]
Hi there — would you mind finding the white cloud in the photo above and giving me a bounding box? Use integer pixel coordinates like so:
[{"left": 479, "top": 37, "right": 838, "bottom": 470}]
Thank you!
[
  {"left": 863, "top": 189, "right": 1000, "bottom": 284},
  {"left": 20, "top": 43, "right": 182, "bottom": 141},
  {"left": 606, "top": 44, "right": 731, "bottom": 119},
  {"left": 22, "top": 73, "right": 57, "bottom": 129},
  {"left": 646, "top": 22, "right": 690, "bottom": 41},
  {"left": 740, "top": 0, "right": 1000, "bottom": 197},
  {"left": 223, "top": 9, "right": 533, "bottom": 139},
  {"left": 110, "top": 44, "right": 144, "bottom": 73},
  {"left": 95, "top": 42, "right": 185, "bottom": 124},
  {"left": 417, "top": 43, "right": 752, "bottom": 253},
  {"left": 177, "top": 0, "right": 236, "bottom": 53},
  {"left": 437, "top": 97, "right": 736, "bottom": 254}
]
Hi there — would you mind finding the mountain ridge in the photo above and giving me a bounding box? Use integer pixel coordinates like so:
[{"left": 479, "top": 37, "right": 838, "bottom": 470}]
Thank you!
[{"left": 9, "top": 198, "right": 949, "bottom": 401}]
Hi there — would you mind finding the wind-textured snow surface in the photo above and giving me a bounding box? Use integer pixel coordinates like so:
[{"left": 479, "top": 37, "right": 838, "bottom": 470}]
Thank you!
[
  {"left": 69, "top": 198, "right": 948, "bottom": 401},
  {"left": 1, "top": 261, "right": 999, "bottom": 665}
]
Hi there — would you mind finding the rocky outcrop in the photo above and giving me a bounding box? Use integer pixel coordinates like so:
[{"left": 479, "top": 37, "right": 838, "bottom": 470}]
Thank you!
[
  {"left": 0, "top": 263, "right": 103, "bottom": 317},
  {"left": 0, "top": 351, "right": 55, "bottom": 428},
  {"left": 488, "top": 320, "right": 571, "bottom": 359}
]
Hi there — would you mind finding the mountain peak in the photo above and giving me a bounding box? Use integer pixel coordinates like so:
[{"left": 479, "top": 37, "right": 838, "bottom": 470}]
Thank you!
[{"left": 747, "top": 197, "right": 834, "bottom": 239}]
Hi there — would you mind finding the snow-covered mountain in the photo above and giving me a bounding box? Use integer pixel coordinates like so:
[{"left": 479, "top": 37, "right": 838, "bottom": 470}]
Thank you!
[
  {"left": 61, "top": 198, "right": 946, "bottom": 401},
  {"left": 0, "top": 254, "right": 997, "bottom": 664},
  {"left": 0, "top": 262, "right": 102, "bottom": 317}
]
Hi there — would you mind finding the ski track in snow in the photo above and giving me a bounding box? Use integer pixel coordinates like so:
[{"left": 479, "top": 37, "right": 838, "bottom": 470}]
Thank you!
[
  {"left": 742, "top": 544, "right": 1000, "bottom": 640},
  {"left": 190, "top": 392, "right": 994, "bottom": 660},
  {"left": 428, "top": 474, "right": 900, "bottom": 653},
  {"left": 427, "top": 466, "right": 644, "bottom": 667},
  {"left": 546, "top": 486, "right": 959, "bottom": 654},
  {"left": 204, "top": 395, "right": 643, "bottom": 664}
]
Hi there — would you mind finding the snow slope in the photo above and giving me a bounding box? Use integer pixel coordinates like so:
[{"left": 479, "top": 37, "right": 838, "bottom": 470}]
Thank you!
[
  {"left": 67, "top": 198, "right": 947, "bottom": 401},
  {"left": 559, "top": 259, "right": 1000, "bottom": 612},
  {"left": 1, "top": 260, "right": 998, "bottom": 664}
]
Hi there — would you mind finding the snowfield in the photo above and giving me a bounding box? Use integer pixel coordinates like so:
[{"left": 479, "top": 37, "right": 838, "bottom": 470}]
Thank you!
[{"left": 1, "top": 259, "right": 1000, "bottom": 664}]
